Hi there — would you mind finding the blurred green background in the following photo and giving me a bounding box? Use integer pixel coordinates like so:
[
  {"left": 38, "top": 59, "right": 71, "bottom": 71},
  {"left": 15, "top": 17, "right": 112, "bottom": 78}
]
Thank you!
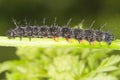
[
  {"left": 0, "top": 0, "right": 120, "bottom": 79},
  {"left": 0, "top": 0, "right": 120, "bottom": 37}
]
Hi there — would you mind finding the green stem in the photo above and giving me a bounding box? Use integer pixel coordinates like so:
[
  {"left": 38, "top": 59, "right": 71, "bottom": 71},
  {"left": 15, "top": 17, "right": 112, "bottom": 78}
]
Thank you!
[{"left": 0, "top": 36, "right": 120, "bottom": 50}]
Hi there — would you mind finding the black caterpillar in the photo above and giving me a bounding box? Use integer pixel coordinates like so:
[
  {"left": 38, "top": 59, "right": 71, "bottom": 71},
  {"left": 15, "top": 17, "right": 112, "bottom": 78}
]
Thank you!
[{"left": 7, "top": 18, "right": 114, "bottom": 45}]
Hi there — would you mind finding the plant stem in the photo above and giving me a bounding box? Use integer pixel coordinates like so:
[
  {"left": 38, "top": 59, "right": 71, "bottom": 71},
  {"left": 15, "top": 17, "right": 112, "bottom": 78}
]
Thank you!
[{"left": 0, "top": 36, "right": 119, "bottom": 50}]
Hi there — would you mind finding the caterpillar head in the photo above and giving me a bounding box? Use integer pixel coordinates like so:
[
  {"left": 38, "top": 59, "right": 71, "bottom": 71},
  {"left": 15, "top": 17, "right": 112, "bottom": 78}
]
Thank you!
[{"left": 7, "top": 29, "right": 16, "bottom": 39}]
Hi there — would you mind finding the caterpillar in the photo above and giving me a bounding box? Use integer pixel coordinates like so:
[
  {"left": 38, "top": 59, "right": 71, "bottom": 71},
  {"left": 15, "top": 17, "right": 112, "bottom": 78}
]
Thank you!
[{"left": 7, "top": 18, "right": 114, "bottom": 45}]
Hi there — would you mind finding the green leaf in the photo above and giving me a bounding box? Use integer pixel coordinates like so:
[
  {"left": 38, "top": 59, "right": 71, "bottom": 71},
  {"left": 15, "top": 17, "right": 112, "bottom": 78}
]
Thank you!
[
  {"left": 97, "top": 55, "right": 120, "bottom": 73},
  {"left": 97, "top": 66, "right": 118, "bottom": 73},
  {"left": 100, "top": 55, "right": 120, "bottom": 67},
  {"left": 85, "top": 73, "right": 118, "bottom": 80}
]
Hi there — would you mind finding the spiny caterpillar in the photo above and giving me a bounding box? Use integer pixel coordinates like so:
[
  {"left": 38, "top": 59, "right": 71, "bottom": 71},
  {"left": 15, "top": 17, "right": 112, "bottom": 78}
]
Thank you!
[{"left": 7, "top": 18, "right": 114, "bottom": 45}]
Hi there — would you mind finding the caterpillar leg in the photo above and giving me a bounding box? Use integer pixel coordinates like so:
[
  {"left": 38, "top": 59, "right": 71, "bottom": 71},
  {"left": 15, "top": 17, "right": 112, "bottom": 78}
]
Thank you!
[
  {"left": 54, "top": 36, "right": 59, "bottom": 42},
  {"left": 89, "top": 41, "right": 96, "bottom": 45},
  {"left": 66, "top": 38, "right": 73, "bottom": 42},
  {"left": 78, "top": 40, "right": 83, "bottom": 44},
  {"left": 20, "top": 36, "right": 22, "bottom": 41},
  {"left": 29, "top": 37, "right": 32, "bottom": 41}
]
